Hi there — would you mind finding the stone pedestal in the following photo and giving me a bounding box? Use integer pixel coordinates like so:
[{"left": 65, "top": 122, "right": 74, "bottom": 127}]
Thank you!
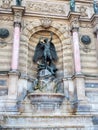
[
  {"left": 28, "top": 93, "right": 64, "bottom": 113},
  {"left": 6, "top": 71, "right": 20, "bottom": 113}
]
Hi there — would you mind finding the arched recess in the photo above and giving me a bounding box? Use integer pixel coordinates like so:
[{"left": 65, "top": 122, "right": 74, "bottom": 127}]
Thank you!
[{"left": 19, "top": 25, "right": 72, "bottom": 78}]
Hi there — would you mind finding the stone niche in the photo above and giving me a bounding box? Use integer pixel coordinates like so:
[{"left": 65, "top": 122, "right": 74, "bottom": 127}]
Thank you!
[
  {"left": 27, "top": 30, "right": 65, "bottom": 112},
  {"left": 28, "top": 30, "right": 63, "bottom": 78}
]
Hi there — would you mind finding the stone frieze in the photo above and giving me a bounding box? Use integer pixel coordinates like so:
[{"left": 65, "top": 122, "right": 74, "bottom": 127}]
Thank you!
[{"left": 26, "top": 1, "right": 68, "bottom": 16}]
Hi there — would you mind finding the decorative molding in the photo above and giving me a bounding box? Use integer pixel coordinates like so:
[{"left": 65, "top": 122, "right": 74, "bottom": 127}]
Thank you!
[
  {"left": 12, "top": 6, "right": 25, "bottom": 24},
  {"left": 0, "top": 16, "right": 13, "bottom": 21},
  {"left": 1, "top": 0, "right": 12, "bottom": 9},
  {"left": 5, "top": 116, "right": 93, "bottom": 127},
  {"left": 70, "top": 17, "right": 79, "bottom": 31},
  {"left": 68, "top": 12, "right": 80, "bottom": 31},
  {"left": 78, "top": 6, "right": 88, "bottom": 17},
  {"left": 26, "top": 1, "right": 67, "bottom": 16},
  {"left": 40, "top": 17, "right": 52, "bottom": 28}
]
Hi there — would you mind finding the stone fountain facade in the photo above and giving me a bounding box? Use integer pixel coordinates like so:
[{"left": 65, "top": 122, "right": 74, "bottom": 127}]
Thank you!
[{"left": 0, "top": 0, "right": 98, "bottom": 129}]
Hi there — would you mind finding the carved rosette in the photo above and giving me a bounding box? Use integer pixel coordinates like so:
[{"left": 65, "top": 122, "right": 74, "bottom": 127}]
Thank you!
[{"left": 40, "top": 17, "right": 52, "bottom": 28}]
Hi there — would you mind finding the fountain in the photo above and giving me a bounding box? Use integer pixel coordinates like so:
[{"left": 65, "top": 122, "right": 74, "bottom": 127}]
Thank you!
[{"left": 28, "top": 32, "right": 64, "bottom": 112}]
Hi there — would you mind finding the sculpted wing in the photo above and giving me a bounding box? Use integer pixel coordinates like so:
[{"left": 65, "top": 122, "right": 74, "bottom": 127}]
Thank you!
[
  {"left": 33, "top": 41, "right": 44, "bottom": 63},
  {"left": 50, "top": 42, "right": 58, "bottom": 62}
]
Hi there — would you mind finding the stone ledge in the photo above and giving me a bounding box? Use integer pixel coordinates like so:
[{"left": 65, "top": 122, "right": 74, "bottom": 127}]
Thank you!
[{"left": 2, "top": 115, "right": 93, "bottom": 128}]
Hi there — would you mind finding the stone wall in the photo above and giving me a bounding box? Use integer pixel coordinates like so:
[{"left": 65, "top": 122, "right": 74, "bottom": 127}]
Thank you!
[{"left": 0, "top": 0, "right": 98, "bottom": 129}]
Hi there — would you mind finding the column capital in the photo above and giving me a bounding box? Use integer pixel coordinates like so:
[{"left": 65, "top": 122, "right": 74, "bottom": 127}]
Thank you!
[
  {"left": 11, "top": 6, "right": 25, "bottom": 25},
  {"left": 68, "top": 12, "right": 80, "bottom": 32},
  {"left": 71, "top": 27, "right": 79, "bottom": 32}
]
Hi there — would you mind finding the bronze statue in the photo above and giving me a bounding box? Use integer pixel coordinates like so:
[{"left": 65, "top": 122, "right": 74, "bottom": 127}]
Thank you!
[
  {"left": 33, "top": 32, "right": 58, "bottom": 75},
  {"left": 93, "top": 0, "right": 98, "bottom": 14},
  {"left": 70, "top": 0, "right": 75, "bottom": 12},
  {"left": 16, "top": 0, "right": 22, "bottom": 6}
]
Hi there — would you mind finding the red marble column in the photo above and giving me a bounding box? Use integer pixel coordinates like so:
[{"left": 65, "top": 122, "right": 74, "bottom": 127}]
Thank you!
[
  {"left": 11, "top": 23, "right": 21, "bottom": 70},
  {"left": 6, "top": 6, "right": 25, "bottom": 112},
  {"left": 72, "top": 28, "right": 81, "bottom": 74}
]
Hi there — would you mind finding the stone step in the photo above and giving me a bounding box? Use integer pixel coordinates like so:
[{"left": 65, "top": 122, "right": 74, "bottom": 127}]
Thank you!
[{"left": 1, "top": 115, "right": 93, "bottom": 129}]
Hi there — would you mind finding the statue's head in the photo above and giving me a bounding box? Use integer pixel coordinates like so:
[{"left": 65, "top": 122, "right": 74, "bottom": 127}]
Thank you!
[{"left": 44, "top": 38, "right": 48, "bottom": 43}]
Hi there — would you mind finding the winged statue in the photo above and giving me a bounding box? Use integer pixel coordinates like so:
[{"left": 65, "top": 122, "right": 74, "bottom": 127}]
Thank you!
[{"left": 33, "top": 32, "right": 58, "bottom": 75}]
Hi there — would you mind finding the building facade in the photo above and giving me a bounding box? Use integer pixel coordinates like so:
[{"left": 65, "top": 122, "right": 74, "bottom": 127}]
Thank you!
[{"left": 0, "top": 0, "right": 98, "bottom": 129}]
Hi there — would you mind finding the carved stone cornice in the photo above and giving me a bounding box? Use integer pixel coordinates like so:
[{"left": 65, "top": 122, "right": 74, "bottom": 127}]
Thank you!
[
  {"left": 11, "top": 6, "right": 25, "bottom": 25},
  {"left": 68, "top": 12, "right": 81, "bottom": 32},
  {"left": 91, "top": 14, "right": 98, "bottom": 26}
]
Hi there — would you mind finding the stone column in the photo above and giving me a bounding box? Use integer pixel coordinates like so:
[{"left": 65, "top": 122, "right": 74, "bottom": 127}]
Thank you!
[
  {"left": 11, "top": 23, "right": 21, "bottom": 70},
  {"left": 72, "top": 27, "right": 81, "bottom": 73},
  {"left": 7, "top": 6, "right": 25, "bottom": 111},
  {"left": 11, "top": 6, "right": 25, "bottom": 71},
  {"left": 68, "top": 12, "right": 86, "bottom": 102}
]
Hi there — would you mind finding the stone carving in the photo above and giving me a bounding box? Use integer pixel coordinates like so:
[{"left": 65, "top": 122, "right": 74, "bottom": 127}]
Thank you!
[
  {"left": 0, "top": 16, "right": 13, "bottom": 21},
  {"left": 40, "top": 17, "right": 52, "bottom": 28},
  {"left": 78, "top": 6, "right": 88, "bottom": 17},
  {"left": 16, "top": 0, "right": 22, "bottom": 6},
  {"left": 81, "top": 35, "right": 91, "bottom": 45},
  {"left": 26, "top": 1, "right": 67, "bottom": 15},
  {"left": 0, "top": 28, "right": 9, "bottom": 39},
  {"left": 70, "top": 0, "right": 75, "bottom": 12},
  {"left": 1, "top": 0, "right": 12, "bottom": 9},
  {"left": 70, "top": 17, "right": 79, "bottom": 31},
  {"left": 14, "top": 11, "right": 23, "bottom": 24},
  {"left": 93, "top": 0, "right": 98, "bottom": 14},
  {"left": 80, "top": 23, "right": 92, "bottom": 28}
]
